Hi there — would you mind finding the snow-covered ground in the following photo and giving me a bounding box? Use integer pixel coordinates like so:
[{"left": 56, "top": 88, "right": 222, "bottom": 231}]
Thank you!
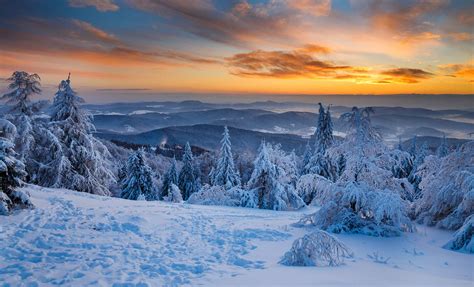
[{"left": 0, "top": 186, "right": 472, "bottom": 286}]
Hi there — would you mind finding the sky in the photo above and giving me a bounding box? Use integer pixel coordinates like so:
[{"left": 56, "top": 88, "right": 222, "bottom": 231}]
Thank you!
[{"left": 0, "top": 0, "right": 473, "bottom": 104}]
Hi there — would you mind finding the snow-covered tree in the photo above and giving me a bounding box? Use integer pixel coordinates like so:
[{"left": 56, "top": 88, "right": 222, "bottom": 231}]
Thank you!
[
  {"left": 415, "top": 141, "right": 473, "bottom": 230},
  {"left": 444, "top": 215, "right": 474, "bottom": 253},
  {"left": 437, "top": 135, "right": 449, "bottom": 158},
  {"left": 299, "top": 182, "right": 414, "bottom": 237},
  {"left": 121, "top": 149, "right": 157, "bottom": 201},
  {"left": 1, "top": 71, "right": 54, "bottom": 182},
  {"left": 160, "top": 157, "right": 178, "bottom": 199},
  {"left": 188, "top": 184, "right": 257, "bottom": 208},
  {"left": 210, "top": 126, "right": 241, "bottom": 189},
  {"left": 306, "top": 103, "right": 335, "bottom": 179},
  {"left": 247, "top": 142, "right": 304, "bottom": 211},
  {"left": 0, "top": 119, "right": 33, "bottom": 215},
  {"left": 178, "top": 142, "right": 199, "bottom": 200},
  {"left": 301, "top": 140, "right": 312, "bottom": 174},
  {"left": 280, "top": 230, "right": 353, "bottom": 267},
  {"left": 163, "top": 183, "right": 183, "bottom": 203},
  {"left": 49, "top": 75, "right": 115, "bottom": 195}
]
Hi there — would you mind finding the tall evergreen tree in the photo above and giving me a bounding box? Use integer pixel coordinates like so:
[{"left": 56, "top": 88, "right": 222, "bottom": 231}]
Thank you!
[
  {"left": 247, "top": 141, "right": 276, "bottom": 209},
  {"left": 211, "top": 126, "right": 241, "bottom": 189},
  {"left": 0, "top": 119, "right": 33, "bottom": 215},
  {"left": 161, "top": 157, "right": 178, "bottom": 199},
  {"left": 307, "top": 103, "right": 335, "bottom": 180},
  {"left": 301, "top": 140, "right": 312, "bottom": 175},
  {"left": 178, "top": 142, "right": 199, "bottom": 200},
  {"left": 1, "top": 71, "right": 54, "bottom": 182},
  {"left": 121, "top": 149, "right": 157, "bottom": 201},
  {"left": 49, "top": 75, "right": 115, "bottom": 195}
]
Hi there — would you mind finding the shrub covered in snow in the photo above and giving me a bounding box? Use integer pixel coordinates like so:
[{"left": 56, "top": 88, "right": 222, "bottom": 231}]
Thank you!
[
  {"left": 163, "top": 183, "right": 183, "bottom": 203},
  {"left": 299, "top": 182, "right": 413, "bottom": 237},
  {"left": 444, "top": 215, "right": 474, "bottom": 253},
  {"left": 0, "top": 119, "right": 33, "bottom": 215},
  {"left": 296, "top": 174, "right": 335, "bottom": 205},
  {"left": 415, "top": 141, "right": 474, "bottom": 230},
  {"left": 280, "top": 230, "right": 353, "bottom": 267},
  {"left": 188, "top": 184, "right": 256, "bottom": 208}
]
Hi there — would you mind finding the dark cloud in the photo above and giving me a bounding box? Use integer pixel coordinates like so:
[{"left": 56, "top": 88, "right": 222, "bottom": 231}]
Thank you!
[
  {"left": 380, "top": 68, "right": 434, "bottom": 83},
  {"left": 226, "top": 48, "right": 359, "bottom": 79},
  {"left": 126, "top": 0, "right": 303, "bottom": 47}
]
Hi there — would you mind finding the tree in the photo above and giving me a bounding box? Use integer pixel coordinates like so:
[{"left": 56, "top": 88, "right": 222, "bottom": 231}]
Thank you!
[
  {"left": 49, "top": 75, "right": 115, "bottom": 195},
  {"left": 247, "top": 142, "right": 304, "bottom": 211},
  {"left": 301, "top": 140, "right": 312, "bottom": 175},
  {"left": 437, "top": 135, "right": 449, "bottom": 158},
  {"left": 211, "top": 126, "right": 241, "bottom": 189},
  {"left": 1, "top": 71, "right": 51, "bottom": 181},
  {"left": 306, "top": 103, "right": 335, "bottom": 180},
  {"left": 178, "top": 142, "right": 199, "bottom": 200},
  {"left": 160, "top": 157, "right": 178, "bottom": 199},
  {"left": 121, "top": 149, "right": 157, "bottom": 201},
  {"left": 0, "top": 119, "right": 33, "bottom": 215}
]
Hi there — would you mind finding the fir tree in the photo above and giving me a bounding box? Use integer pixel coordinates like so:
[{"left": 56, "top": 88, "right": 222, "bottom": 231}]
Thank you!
[
  {"left": 1, "top": 71, "right": 52, "bottom": 182},
  {"left": 49, "top": 74, "right": 115, "bottom": 195},
  {"left": 247, "top": 141, "right": 276, "bottom": 209},
  {"left": 178, "top": 142, "right": 199, "bottom": 200},
  {"left": 161, "top": 157, "right": 178, "bottom": 199},
  {"left": 0, "top": 119, "right": 33, "bottom": 215},
  {"left": 307, "top": 103, "right": 335, "bottom": 180},
  {"left": 121, "top": 149, "right": 157, "bottom": 201},
  {"left": 211, "top": 126, "right": 241, "bottom": 189}
]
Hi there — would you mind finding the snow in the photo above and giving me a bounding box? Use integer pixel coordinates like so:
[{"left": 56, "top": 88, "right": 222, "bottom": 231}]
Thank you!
[{"left": 0, "top": 185, "right": 472, "bottom": 286}]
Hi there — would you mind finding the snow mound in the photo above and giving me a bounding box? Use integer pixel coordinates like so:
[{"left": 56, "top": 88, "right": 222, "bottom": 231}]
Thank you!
[{"left": 280, "top": 230, "right": 353, "bottom": 267}]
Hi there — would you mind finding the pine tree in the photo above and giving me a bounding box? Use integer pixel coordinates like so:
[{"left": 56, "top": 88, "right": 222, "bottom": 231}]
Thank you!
[
  {"left": 1, "top": 71, "right": 52, "bottom": 182},
  {"left": 0, "top": 119, "right": 33, "bottom": 215},
  {"left": 247, "top": 141, "right": 276, "bottom": 209},
  {"left": 178, "top": 142, "right": 199, "bottom": 200},
  {"left": 161, "top": 157, "right": 178, "bottom": 199},
  {"left": 211, "top": 126, "right": 241, "bottom": 189},
  {"left": 437, "top": 135, "right": 449, "bottom": 158},
  {"left": 49, "top": 75, "right": 115, "bottom": 195},
  {"left": 307, "top": 103, "right": 335, "bottom": 180},
  {"left": 121, "top": 149, "right": 157, "bottom": 201}
]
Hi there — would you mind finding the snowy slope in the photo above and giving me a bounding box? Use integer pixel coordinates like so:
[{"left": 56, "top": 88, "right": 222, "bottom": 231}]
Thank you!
[{"left": 0, "top": 186, "right": 472, "bottom": 286}]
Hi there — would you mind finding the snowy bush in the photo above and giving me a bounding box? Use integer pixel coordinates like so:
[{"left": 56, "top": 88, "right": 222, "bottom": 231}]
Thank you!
[
  {"left": 187, "top": 184, "right": 255, "bottom": 208},
  {"left": 280, "top": 230, "right": 353, "bottom": 267},
  {"left": 0, "top": 119, "right": 33, "bottom": 215},
  {"left": 296, "top": 174, "right": 335, "bottom": 205},
  {"left": 299, "top": 182, "right": 413, "bottom": 237},
  {"left": 444, "top": 215, "right": 474, "bottom": 253},
  {"left": 415, "top": 141, "right": 474, "bottom": 230},
  {"left": 163, "top": 183, "right": 183, "bottom": 203}
]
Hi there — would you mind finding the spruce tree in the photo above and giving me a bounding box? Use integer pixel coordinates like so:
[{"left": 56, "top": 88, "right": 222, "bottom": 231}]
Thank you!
[
  {"left": 247, "top": 141, "right": 276, "bottom": 209},
  {"left": 178, "top": 142, "right": 199, "bottom": 200},
  {"left": 307, "top": 103, "right": 335, "bottom": 180},
  {"left": 161, "top": 157, "right": 178, "bottom": 199},
  {"left": 50, "top": 75, "right": 115, "bottom": 195},
  {"left": 0, "top": 119, "right": 33, "bottom": 215},
  {"left": 121, "top": 149, "right": 157, "bottom": 201},
  {"left": 301, "top": 140, "right": 312, "bottom": 175},
  {"left": 211, "top": 126, "right": 241, "bottom": 189}
]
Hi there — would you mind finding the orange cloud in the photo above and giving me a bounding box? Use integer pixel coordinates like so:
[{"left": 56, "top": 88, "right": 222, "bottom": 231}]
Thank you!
[
  {"left": 438, "top": 62, "right": 474, "bottom": 82},
  {"left": 286, "top": 0, "right": 331, "bottom": 16},
  {"left": 71, "top": 19, "right": 119, "bottom": 44}
]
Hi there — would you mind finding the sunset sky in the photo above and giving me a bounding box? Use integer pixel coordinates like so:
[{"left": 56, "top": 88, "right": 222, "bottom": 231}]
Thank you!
[{"left": 0, "top": 0, "right": 473, "bottom": 102}]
